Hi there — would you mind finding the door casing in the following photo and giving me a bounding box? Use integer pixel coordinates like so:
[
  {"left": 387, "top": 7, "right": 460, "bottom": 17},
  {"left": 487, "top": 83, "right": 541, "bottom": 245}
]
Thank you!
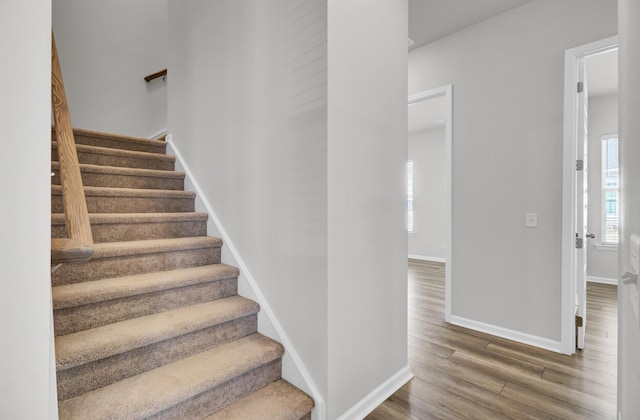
[
  {"left": 561, "top": 36, "right": 618, "bottom": 355},
  {"left": 408, "top": 85, "right": 453, "bottom": 322}
]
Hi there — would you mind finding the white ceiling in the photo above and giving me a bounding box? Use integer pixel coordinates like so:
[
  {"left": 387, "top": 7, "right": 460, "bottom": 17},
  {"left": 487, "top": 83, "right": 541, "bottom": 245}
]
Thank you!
[
  {"left": 585, "top": 49, "right": 618, "bottom": 98},
  {"left": 408, "top": 0, "right": 536, "bottom": 49}
]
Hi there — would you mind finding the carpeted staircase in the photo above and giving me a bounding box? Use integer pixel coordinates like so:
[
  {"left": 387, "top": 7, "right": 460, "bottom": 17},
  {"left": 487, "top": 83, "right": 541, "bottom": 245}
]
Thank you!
[{"left": 50, "top": 128, "right": 314, "bottom": 419}]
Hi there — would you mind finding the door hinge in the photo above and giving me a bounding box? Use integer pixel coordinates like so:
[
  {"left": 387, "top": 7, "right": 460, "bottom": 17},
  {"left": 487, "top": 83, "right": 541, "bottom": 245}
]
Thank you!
[
  {"left": 577, "top": 82, "right": 584, "bottom": 93},
  {"left": 576, "top": 237, "right": 583, "bottom": 249},
  {"left": 576, "top": 315, "right": 583, "bottom": 327},
  {"left": 576, "top": 159, "right": 584, "bottom": 171}
]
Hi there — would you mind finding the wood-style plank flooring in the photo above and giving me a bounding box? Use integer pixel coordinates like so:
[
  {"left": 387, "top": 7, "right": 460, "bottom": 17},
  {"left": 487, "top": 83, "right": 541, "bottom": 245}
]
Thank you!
[{"left": 366, "top": 259, "right": 618, "bottom": 419}]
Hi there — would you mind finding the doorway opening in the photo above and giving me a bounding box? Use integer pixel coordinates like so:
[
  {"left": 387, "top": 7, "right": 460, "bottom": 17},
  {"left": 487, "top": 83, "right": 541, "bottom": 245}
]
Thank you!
[
  {"left": 562, "top": 37, "right": 618, "bottom": 354},
  {"left": 407, "top": 85, "right": 453, "bottom": 321}
]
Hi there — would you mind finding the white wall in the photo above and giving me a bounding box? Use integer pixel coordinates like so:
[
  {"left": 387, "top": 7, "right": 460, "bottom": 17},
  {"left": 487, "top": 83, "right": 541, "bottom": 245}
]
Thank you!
[
  {"left": 169, "top": 1, "right": 408, "bottom": 417},
  {"left": 327, "top": 0, "right": 408, "bottom": 418},
  {"left": 618, "top": 0, "right": 640, "bottom": 417},
  {"left": 53, "top": 0, "right": 167, "bottom": 138},
  {"left": 587, "top": 93, "right": 618, "bottom": 281},
  {"left": 0, "top": 1, "right": 56, "bottom": 418},
  {"left": 168, "top": 0, "right": 329, "bottom": 411},
  {"left": 409, "top": 0, "right": 617, "bottom": 345},
  {"left": 408, "top": 127, "right": 446, "bottom": 260}
]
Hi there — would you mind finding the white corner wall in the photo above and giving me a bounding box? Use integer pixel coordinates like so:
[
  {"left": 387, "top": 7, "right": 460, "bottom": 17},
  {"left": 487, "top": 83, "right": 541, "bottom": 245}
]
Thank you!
[
  {"left": 618, "top": 0, "right": 640, "bottom": 417},
  {"left": 587, "top": 93, "right": 618, "bottom": 281},
  {"left": 168, "top": 1, "right": 409, "bottom": 418},
  {"left": 0, "top": 1, "right": 55, "bottom": 418},
  {"left": 408, "top": 127, "right": 447, "bottom": 260},
  {"left": 53, "top": 0, "right": 167, "bottom": 138},
  {"left": 327, "top": 1, "right": 408, "bottom": 418},
  {"left": 409, "top": 0, "right": 617, "bottom": 345}
]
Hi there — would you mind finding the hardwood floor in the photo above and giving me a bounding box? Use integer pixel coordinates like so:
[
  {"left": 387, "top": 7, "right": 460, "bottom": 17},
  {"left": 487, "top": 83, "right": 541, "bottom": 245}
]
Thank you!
[{"left": 366, "top": 259, "right": 618, "bottom": 420}]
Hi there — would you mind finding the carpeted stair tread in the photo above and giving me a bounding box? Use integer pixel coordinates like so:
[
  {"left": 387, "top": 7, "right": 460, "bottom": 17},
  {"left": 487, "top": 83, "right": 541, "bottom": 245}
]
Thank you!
[
  {"left": 52, "top": 127, "right": 166, "bottom": 154},
  {"left": 88, "top": 236, "right": 221, "bottom": 258},
  {"left": 51, "top": 162, "right": 185, "bottom": 190},
  {"left": 51, "top": 212, "right": 209, "bottom": 242},
  {"left": 51, "top": 237, "right": 221, "bottom": 285},
  {"left": 51, "top": 185, "right": 196, "bottom": 213},
  {"left": 52, "top": 184, "right": 195, "bottom": 199},
  {"left": 205, "top": 379, "right": 314, "bottom": 420},
  {"left": 52, "top": 141, "right": 175, "bottom": 170},
  {"left": 51, "top": 162, "right": 184, "bottom": 190},
  {"left": 53, "top": 264, "right": 239, "bottom": 310},
  {"left": 52, "top": 162, "right": 185, "bottom": 180},
  {"left": 52, "top": 212, "right": 208, "bottom": 226},
  {"left": 56, "top": 296, "right": 260, "bottom": 371},
  {"left": 57, "top": 333, "right": 284, "bottom": 419}
]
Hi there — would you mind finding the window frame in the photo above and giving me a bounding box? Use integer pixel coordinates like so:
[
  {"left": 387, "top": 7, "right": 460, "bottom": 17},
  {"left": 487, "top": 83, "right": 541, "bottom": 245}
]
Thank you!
[{"left": 600, "top": 134, "right": 619, "bottom": 245}]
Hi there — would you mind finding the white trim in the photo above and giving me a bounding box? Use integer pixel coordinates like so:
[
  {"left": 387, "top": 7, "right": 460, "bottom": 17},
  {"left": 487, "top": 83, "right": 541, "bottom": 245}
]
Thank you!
[
  {"left": 561, "top": 36, "right": 618, "bottom": 355},
  {"left": 166, "top": 134, "right": 326, "bottom": 420},
  {"left": 588, "top": 276, "right": 618, "bottom": 285},
  {"left": 408, "top": 254, "right": 446, "bottom": 263},
  {"left": 336, "top": 365, "right": 413, "bottom": 420},
  {"left": 450, "top": 316, "right": 563, "bottom": 354},
  {"left": 49, "top": 298, "right": 59, "bottom": 417},
  {"left": 407, "top": 160, "right": 415, "bottom": 233},
  {"left": 408, "top": 84, "right": 453, "bottom": 323},
  {"left": 150, "top": 128, "right": 168, "bottom": 140}
]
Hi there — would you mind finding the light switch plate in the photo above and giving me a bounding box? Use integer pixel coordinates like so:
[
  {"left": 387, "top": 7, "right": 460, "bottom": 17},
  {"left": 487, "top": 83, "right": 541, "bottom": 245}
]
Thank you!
[{"left": 526, "top": 213, "right": 537, "bottom": 228}]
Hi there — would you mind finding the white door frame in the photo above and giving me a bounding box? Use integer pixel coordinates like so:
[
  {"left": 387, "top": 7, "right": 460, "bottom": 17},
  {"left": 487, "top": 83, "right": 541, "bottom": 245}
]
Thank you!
[
  {"left": 561, "top": 36, "right": 618, "bottom": 355},
  {"left": 408, "top": 84, "right": 453, "bottom": 322}
]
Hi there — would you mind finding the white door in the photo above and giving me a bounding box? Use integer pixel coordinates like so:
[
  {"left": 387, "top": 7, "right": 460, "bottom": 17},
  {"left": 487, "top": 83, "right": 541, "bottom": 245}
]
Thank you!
[{"left": 576, "top": 60, "right": 588, "bottom": 350}]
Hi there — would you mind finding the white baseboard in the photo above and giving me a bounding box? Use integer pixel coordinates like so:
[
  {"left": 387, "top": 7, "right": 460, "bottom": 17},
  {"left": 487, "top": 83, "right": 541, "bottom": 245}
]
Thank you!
[
  {"left": 166, "top": 135, "right": 326, "bottom": 419},
  {"left": 408, "top": 254, "right": 446, "bottom": 263},
  {"left": 337, "top": 365, "right": 413, "bottom": 420},
  {"left": 450, "top": 315, "right": 563, "bottom": 354},
  {"left": 587, "top": 276, "right": 618, "bottom": 285}
]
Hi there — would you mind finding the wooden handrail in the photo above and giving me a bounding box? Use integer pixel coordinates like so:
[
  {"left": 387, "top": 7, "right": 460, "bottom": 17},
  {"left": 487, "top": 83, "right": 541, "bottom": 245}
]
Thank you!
[
  {"left": 51, "top": 32, "right": 94, "bottom": 260},
  {"left": 144, "top": 69, "right": 167, "bottom": 83},
  {"left": 51, "top": 238, "right": 94, "bottom": 266}
]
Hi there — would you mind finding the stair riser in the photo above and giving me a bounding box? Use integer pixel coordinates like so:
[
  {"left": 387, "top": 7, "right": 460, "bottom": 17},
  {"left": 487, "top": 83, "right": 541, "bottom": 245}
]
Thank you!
[
  {"left": 54, "top": 278, "right": 238, "bottom": 335},
  {"left": 52, "top": 148, "right": 175, "bottom": 171},
  {"left": 150, "top": 360, "right": 282, "bottom": 420},
  {"left": 53, "top": 132, "right": 166, "bottom": 154},
  {"left": 52, "top": 171, "right": 184, "bottom": 191},
  {"left": 52, "top": 247, "right": 221, "bottom": 285},
  {"left": 52, "top": 220, "right": 207, "bottom": 243},
  {"left": 57, "top": 315, "right": 258, "bottom": 401},
  {"left": 52, "top": 194, "right": 195, "bottom": 213}
]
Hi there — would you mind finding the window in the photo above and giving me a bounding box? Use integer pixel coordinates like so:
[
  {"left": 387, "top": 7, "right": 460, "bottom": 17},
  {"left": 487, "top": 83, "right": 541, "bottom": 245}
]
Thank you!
[
  {"left": 601, "top": 135, "right": 619, "bottom": 244},
  {"left": 407, "top": 161, "right": 414, "bottom": 232}
]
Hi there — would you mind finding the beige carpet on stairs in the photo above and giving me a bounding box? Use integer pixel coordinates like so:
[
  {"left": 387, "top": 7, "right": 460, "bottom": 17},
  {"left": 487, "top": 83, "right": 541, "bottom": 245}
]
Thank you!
[{"left": 51, "top": 127, "right": 314, "bottom": 419}]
